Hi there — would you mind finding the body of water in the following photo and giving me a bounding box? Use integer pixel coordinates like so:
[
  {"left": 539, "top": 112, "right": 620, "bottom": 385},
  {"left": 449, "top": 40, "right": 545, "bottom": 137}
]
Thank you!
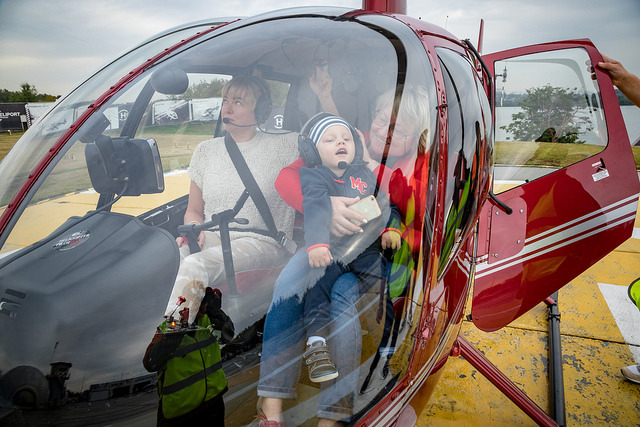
[
  {"left": 495, "top": 105, "right": 640, "bottom": 145},
  {"left": 621, "top": 105, "right": 640, "bottom": 144}
]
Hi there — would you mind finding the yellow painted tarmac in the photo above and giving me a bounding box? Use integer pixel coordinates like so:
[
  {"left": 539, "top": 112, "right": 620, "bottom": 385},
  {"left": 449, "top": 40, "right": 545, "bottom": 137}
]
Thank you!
[
  {"left": 3, "top": 172, "right": 639, "bottom": 424},
  {"left": 419, "top": 209, "right": 640, "bottom": 425}
]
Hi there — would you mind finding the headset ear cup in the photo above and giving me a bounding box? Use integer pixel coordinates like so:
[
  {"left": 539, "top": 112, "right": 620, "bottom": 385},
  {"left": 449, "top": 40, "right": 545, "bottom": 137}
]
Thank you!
[
  {"left": 298, "top": 136, "right": 321, "bottom": 167},
  {"left": 298, "top": 111, "right": 340, "bottom": 167},
  {"left": 255, "top": 92, "right": 272, "bottom": 124},
  {"left": 248, "top": 76, "right": 272, "bottom": 124},
  {"left": 255, "top": 99, "right": 265, "bottom": 124}
]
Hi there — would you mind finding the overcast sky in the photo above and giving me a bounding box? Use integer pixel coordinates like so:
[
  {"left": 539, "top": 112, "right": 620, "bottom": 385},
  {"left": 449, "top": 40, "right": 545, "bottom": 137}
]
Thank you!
[{"left": 1, "top": 0, "right": 639, "bottom": 97}]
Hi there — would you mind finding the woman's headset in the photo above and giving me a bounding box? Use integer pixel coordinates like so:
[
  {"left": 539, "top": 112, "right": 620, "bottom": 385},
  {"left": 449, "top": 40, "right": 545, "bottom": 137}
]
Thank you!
[
  {"left": 298, "top": 112, "right": 364, "bottom": 168},
  {"left": 243, "top": 75, "right": 273, "bottom": 125}
]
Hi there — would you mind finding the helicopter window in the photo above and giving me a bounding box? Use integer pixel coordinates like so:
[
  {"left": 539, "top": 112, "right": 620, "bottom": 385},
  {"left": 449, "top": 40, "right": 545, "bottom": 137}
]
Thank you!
[
  {"left": 493, "top": 47, "right": 607, "bottom": 193},
  {"left": 0, "top": 13, "right": 442, "bottom": 426},
  {"left": 436, "top": 47, "right": 487, "bottom": 278},
  {"left": 0, "top": 23, "right": 218, "bottom": 218}
]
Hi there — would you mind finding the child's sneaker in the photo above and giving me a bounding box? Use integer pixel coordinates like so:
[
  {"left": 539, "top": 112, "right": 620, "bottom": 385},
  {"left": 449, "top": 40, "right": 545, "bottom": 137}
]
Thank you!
[
  {"left": 621, "top": 364, "right": 640, "bottom": 384},
  {"left": 304, "top": 340, "right": 338, "bottom": 383}
]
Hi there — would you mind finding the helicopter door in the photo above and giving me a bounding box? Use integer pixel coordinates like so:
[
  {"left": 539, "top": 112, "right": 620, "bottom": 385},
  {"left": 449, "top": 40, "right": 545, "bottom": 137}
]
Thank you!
[{"left": 472, "top": 40, "right": 639, "bottom": 331}]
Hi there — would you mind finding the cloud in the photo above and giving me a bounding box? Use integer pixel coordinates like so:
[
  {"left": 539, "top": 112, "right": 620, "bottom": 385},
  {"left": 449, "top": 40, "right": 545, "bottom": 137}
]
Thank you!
[
  {"left": 0, "top": 0, "right": 638, "bottom": 95},
  {"left": 0, "top": 0, "right": 358, "bottom": 93}
]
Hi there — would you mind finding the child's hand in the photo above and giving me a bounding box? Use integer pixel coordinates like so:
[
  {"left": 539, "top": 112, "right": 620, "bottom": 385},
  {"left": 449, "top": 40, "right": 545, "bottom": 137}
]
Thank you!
[
  {"left": 381, "top": 230, "right": 401, "bottom": 250},
  {"left": 308, "top": 246, "right": 333, "bottom": 268}
]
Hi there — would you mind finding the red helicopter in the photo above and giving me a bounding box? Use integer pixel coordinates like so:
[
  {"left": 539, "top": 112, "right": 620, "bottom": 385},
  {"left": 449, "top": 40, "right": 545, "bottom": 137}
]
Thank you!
[{"left": 0, "top": 0, "right": 637, "bottom": 425}]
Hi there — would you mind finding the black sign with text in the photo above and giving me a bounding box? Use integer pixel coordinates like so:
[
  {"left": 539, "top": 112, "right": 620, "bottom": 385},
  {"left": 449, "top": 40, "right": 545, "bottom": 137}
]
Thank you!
[{"left": 0, "top": 103, "right": 27, "bottom": 131}]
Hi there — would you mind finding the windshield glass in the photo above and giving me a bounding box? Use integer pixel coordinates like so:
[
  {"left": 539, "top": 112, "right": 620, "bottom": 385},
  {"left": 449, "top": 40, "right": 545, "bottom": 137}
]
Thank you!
[
  {"left": 0, "top": 22, "right": 220, "bottom": 212},
  {"left": 493, "top": 47, "right": 607, "bottom": 192},
  {"left": 0, "top": 13, "right": 437, "bottom": 425}
]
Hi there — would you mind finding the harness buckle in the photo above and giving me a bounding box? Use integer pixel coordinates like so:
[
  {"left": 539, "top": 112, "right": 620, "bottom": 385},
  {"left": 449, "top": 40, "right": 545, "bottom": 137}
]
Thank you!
[{"left": 277, "top": 231, "right": 297, "bottom": 255}]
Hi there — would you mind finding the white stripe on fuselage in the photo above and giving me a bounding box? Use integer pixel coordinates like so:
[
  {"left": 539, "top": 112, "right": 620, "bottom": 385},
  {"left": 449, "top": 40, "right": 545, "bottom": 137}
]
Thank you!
[{"left": 475, "top": 195, "right": 638, "bottom": 279}]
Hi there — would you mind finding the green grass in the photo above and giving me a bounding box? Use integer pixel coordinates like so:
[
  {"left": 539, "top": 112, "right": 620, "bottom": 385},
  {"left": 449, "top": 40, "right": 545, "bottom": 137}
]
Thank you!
[
  {"left": 0, "top": 129, "right": 198, "bottom": 204},
  {"left": 3, "top": 131, "right": 640, "bottom": 170},
  {"left": 495, "top": 140, "right": 640, "bottom": 169},
  {"left": 0, "top": 131, "right": 23, "bottom": 160}
]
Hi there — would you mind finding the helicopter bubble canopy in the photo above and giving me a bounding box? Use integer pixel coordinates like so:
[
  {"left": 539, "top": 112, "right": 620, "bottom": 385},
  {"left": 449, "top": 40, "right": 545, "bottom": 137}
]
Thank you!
[
  {"left": 3, "top": 5, "right": 632, "bottom": 425},
  {"left": 0, "top": 9, "right": 442, "bottom": 425}
]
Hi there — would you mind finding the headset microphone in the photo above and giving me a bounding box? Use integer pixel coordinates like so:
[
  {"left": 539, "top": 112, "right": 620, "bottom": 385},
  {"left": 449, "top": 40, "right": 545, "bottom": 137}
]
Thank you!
[
  {"left": 338, "top": 161, "right": 348, "bottom": 169},
  {"left": 222, "top": 118, "right": 258, "bottom": 127}
]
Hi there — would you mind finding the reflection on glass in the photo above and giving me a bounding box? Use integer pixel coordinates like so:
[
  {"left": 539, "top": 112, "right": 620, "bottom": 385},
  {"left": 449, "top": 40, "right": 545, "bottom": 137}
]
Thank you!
[
  {"left": 437, "top": 47, "right": 490, "bottom": 278},
  {"left": 0, "top": 13, "right": 438, "bottom": 425},
  {"left": 494, "top": 48, "right": 607, "bottom": 193},
  {"left": 0, "top": 24, "right": 216, "bottom": 213}
]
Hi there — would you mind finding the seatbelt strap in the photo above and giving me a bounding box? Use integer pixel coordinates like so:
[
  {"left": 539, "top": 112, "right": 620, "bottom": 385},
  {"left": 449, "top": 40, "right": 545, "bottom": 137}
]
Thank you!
[{"left": 224, "top": 133, "right": 296, "bottom": 254}]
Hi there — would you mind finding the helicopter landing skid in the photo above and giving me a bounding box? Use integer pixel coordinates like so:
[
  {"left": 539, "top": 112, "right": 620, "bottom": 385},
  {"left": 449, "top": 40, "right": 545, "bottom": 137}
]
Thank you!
[{"left": 453, "top": 336, "right": 560, "bottom": 427}]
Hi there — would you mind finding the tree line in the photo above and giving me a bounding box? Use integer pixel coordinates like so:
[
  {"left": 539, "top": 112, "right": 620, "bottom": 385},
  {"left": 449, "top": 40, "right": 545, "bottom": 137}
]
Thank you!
[
  {"left": 500, "top": 85, "right": 592, "bottom": 143},
  {"left": 499, "top": 87, "right": 632, "bottom": 107},
  {"left": 0, "top": 83, "right": 59, "bottom": 103}
]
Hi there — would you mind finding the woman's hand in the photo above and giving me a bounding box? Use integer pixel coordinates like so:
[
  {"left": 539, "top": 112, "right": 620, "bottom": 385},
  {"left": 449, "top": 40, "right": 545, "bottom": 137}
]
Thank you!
[
  {"left": 329, "top": 196, "right": 365, "bottom": 237},
  {"left": 178, "top": 181, "right": 206, "bottom": 249},
  {"left": 308, "top": 246, "right": 333, "bottom": 268},
  {"left": 176, "top": 231, "right": 205, "bottom": 249}
]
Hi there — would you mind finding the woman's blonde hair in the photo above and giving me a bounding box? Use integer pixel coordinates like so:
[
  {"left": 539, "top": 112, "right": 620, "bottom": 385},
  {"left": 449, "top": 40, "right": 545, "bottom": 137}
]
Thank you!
[
  {"left": 221, "top": 76, "right": 261, "bottom": 110},
  {"left": 375, "top": 85, "right": 431, "bottom": 152}
]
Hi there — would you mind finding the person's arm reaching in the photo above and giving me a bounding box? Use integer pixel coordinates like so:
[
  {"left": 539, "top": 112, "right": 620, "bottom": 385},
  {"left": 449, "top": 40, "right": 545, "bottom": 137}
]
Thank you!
[
  {"left": 176, "top": 180, "right": 207, "bottom": 249},
  {"left": 309, "top": 62, "right": 339, "bottom": 115},
  {"left": 598, "top": 55, "right": 640, "bottom": 108}
]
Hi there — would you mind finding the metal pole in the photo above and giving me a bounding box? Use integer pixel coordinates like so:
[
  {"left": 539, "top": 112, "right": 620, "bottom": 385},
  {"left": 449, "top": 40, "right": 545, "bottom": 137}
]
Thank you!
[
  {"left": 547, "top": 292, "right": 566, "bottom": 426},
  {"left": 457, "top": 336, "right": 558, "bottom": 427}
]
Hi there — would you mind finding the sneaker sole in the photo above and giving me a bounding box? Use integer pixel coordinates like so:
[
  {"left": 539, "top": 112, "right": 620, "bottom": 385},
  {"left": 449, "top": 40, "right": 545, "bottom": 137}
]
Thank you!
[
  {"left": 622, "top": 375, "right": 640, "bottom": 384},
  {"left": 310, "top": 371, "right": 339, "bottom": 383},
  {"left": 621, "top": 368, "right": 640, "bottom": 384}
]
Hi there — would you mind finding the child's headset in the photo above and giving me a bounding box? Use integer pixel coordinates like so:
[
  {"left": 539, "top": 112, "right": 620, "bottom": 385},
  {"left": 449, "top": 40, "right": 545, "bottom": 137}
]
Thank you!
[{"left": 298, "top": 112, "right": 364, "bottom": 168}]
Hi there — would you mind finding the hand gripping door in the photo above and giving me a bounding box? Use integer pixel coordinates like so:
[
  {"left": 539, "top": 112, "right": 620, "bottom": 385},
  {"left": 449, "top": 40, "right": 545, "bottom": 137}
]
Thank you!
[{"left": 472, "top": 40, "right": 640, "bottom": 331}]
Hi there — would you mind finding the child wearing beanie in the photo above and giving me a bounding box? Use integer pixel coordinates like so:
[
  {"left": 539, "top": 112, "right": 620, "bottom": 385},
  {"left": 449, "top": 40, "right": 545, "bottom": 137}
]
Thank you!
[{"left": 296, "top": 113, "right": 401, "bottom": 383}]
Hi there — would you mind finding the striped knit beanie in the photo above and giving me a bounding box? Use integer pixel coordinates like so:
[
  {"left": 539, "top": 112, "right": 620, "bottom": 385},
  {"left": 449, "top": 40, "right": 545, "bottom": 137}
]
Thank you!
[{"left": 308, "top": 115, "right": 352, "bottom": 146}]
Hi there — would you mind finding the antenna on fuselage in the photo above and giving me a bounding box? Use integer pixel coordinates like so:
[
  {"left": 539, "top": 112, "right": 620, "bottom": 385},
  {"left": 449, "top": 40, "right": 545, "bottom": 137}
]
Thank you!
[
  {"left": 496, "top": 65, "right": 508, "bottom": 107},
  {"left": 477, "top": 18, "right": 484, "bottom": 54}
]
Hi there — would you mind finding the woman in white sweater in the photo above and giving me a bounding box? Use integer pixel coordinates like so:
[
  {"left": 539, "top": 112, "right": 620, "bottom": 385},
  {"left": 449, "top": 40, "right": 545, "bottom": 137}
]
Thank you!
[{"left": 164, "top": 76, "right": 298, "bottom": 323}]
